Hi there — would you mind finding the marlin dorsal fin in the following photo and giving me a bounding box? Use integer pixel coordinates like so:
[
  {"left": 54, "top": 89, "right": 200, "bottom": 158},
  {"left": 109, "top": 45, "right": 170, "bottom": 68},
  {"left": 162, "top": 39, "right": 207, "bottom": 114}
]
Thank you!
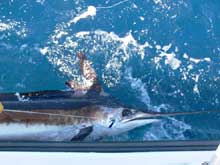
[{"left": 66, "top": 52, "right": 106, "bottom": 96}]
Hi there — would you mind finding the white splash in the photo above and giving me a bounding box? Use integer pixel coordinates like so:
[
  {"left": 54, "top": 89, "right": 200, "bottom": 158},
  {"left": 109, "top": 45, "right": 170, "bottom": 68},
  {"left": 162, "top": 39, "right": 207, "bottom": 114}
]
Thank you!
[
  {"left": 155, "top": 45, "right": 161, "bottom": 50},
  {"left": 153, "top": 0, "right": 162, "bottom": 4},
  {"left": 43, "top": 29, "right": 152, "bottom": 87},
  {"left": 192, "top": 74, "right": 200, "bottom": 94},
  {"left": 0, "top": 22, "right": 10, "bottom": 32},
  {"left": 152, "top": 0, "right": 169, "bottom": 9},
  {"left": 75, "top": 31, "right": 90, "bottom": 37},
  {"left": 181, "top": 53, "right": 211, "bottom": 83},
  {"left": 125, "top": 68, "right": 151, "bottom": 105},
  {"left": 183, "top": 53, "right": 211, "bottom": 64},
  {"left": 36, "top": 0, "right": 45, "bottom": 5},
  {"left": 187, "top": 64, "right": 193, "bottom": 70},
  {"left": 67, "top": 0, "right": 130, "bottom": 27},
  {"left": 183, "top": 53, "right": 189, "bottom": 59},
  {"left": 204, "top": 57, "right": 211, "bottom": 62},
  {"left": 74, "top": 30, "right": 151, "bottom": 86},
  {"left": 68, "top": 6, "right": 96, "bottom": 25},
  {"left": 189, "top": 58, "right": 201, "bottom": 64},
  {"left": 139, "top": 16, "right": 145, "bottom": 21},
  {"left": 162, "top": 43, "right": 172, "bottom": 52},
  {"left": 55, "top": 31, "right": 68, "bottom": 39},
  {"left": 144, "top": 117, "right": 191, "bottom": 140},
  {"left": 39, "top": 47, "right": 49, "bottom": 55},
  {"left": 154, "top": 43, "right": 181, "bottom": 70},
  {"left": 15, "top": 93, "right": 29, "bottom": 102},
  {"left": 163, "top": 52, "right": 181, "bottom": 70},
  {"left": 0, "top": 20, "right": 27, "bottom": 37}
]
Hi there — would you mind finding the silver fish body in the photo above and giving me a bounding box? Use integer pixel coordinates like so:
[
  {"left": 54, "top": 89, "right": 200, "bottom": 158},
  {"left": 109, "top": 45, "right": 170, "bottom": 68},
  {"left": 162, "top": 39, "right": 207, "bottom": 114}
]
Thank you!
[{"left": 0, "top": 90, "right": 159, "bottom": 141}]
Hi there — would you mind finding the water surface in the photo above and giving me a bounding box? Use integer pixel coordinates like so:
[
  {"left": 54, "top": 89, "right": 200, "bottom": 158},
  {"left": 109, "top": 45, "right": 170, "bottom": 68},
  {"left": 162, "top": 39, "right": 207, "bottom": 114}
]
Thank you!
[{"left": 1, "top": 0, "right": 220, "bottom": 141}]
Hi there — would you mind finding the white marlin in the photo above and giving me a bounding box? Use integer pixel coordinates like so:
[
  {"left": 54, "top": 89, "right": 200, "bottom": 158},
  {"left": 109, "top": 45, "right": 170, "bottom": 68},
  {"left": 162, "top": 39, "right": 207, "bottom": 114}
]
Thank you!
[
  {"left": 0, "top": 52, "right": 215, "bottom": 141},
  {"left": 0, "top": 52, "right": 159, "bottom": 141},
  {"left": 0, "top": 105, "right": 159, "bottom": 141}
]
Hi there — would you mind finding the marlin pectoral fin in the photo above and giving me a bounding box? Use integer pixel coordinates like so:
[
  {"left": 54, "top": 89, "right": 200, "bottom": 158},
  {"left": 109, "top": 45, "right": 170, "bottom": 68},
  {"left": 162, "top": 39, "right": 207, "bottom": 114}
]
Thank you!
[{"left": 71, "top": 126, "right": 93, "bottom": 141}]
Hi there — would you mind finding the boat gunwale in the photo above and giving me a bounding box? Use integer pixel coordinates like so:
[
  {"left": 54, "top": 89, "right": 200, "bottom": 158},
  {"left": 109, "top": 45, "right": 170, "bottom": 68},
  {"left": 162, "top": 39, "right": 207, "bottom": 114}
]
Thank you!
[{"left": 0, "top": 140, "right": 218, "bottom": 152}]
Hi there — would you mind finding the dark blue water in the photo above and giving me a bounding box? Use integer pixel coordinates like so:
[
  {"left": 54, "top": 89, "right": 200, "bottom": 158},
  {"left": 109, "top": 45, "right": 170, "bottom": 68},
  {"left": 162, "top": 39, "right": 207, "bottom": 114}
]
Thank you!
[{"left": 1, "top": 0, "right": 220, "bottom": 141}]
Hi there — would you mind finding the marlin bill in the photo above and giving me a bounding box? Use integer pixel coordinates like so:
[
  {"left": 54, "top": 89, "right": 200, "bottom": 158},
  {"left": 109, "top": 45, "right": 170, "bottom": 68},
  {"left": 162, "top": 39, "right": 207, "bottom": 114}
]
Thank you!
[{"left": 0, "top": 52, "right": 159, "bottom": 141}]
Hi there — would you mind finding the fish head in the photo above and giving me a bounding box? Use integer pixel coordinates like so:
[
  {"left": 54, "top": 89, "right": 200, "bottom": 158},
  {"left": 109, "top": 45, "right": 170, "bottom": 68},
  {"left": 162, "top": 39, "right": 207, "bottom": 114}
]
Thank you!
[{"left": 93, "top": 107, "right": 160, "bottom": 138}]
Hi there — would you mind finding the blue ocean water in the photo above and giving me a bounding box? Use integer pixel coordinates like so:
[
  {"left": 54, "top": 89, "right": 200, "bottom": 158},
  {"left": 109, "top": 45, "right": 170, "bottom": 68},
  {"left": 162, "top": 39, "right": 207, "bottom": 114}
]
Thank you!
[{"left": 0, "top": 0, "right": 220, "bottom": 141}]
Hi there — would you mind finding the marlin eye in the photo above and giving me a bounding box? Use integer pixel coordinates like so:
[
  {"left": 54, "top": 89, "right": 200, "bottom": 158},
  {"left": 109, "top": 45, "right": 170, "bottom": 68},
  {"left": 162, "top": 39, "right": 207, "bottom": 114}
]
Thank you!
[{"left": 122, "top": 109, "right": 133, "bottom": 117}]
